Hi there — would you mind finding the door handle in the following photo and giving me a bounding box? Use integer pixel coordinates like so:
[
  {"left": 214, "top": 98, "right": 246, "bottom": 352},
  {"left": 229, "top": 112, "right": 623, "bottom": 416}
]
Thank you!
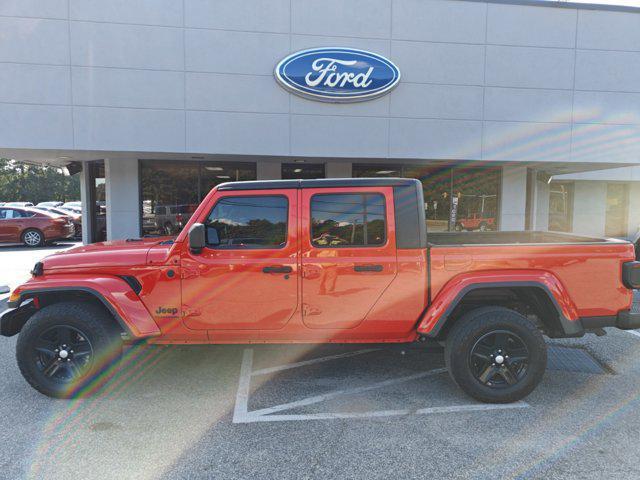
[
  {"left": 353, "top": 264, "right": 383, "bottom": 272},
  {"left": 262, "top": 266, "right": 293, "bottom": 274}
]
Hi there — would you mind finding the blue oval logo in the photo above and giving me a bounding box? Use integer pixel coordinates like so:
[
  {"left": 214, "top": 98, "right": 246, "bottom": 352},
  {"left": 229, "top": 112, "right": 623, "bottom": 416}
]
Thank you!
[{"left": 275, "top": 47, "right": 401, "bottom": 103}]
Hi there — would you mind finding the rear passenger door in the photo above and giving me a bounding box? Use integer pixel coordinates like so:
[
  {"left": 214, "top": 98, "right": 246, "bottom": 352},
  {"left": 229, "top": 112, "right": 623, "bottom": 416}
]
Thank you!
[{"left": 301, "top": 187, "right": 397, "bottom": 329}]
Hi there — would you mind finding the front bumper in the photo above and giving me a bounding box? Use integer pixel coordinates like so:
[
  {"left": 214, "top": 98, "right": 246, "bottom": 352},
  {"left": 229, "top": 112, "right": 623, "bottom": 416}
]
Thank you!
[
  {"left": 0, "top": 300, "right": 36, "bottom": 337},
  {"left": 581, "top": 310, "right": 640, "bottom": 331}
]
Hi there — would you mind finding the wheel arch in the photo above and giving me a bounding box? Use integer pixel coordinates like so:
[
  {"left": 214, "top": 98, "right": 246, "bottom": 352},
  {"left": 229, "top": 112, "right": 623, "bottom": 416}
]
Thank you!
[
  {"left": 417, "top": 272, "right": 583, "bottom": 339},
  {"left": 5, "top": 278, "right": 160, "bottom": 339}
]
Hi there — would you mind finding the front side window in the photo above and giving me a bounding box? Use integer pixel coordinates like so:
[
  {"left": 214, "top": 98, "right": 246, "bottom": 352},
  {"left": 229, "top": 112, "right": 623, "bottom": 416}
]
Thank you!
[
  {"left": 311, "top": 193, "right": 386, "bottom": 247},
  {"left": 205, "top": 196, "right": 288, "bottom": 249}
]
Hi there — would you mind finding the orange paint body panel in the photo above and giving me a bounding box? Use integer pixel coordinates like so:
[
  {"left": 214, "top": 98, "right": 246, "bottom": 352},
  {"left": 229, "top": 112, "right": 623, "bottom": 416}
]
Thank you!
[{"left": 8, "top": 180, "right": 638, "bottom": 344}]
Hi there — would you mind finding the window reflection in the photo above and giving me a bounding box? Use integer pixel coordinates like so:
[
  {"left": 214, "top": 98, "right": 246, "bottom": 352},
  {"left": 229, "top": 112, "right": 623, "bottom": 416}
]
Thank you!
[
  {"left": 205, "top": 196, "right": 288, "bottom": 248},
  {"left": 311, "top": 193, "right": 386, "bottom": 247},
  {"left": 353, "top": 164, "right": 501, "bottom": 232},
  {"left": 140, "top": 161, "right": 256, "bottom": 236},
  {"left": 548, "top": 182, "right": 574, "bottom": 232}
]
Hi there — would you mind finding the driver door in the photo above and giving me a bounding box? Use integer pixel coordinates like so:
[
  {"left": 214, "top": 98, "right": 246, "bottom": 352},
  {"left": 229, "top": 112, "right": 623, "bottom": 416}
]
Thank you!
[{"left": 181, "top": 189, "right": 299, "bottom": 330}]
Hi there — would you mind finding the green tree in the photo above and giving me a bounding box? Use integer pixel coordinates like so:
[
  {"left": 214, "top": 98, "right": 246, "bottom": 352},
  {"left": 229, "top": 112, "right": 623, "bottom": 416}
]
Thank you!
[{"left": 0, "top": 158, "right": 80, "bottom": 204}]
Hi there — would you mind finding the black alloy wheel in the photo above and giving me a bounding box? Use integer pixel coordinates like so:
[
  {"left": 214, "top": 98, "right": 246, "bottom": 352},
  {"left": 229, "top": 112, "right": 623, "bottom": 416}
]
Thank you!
[
  {"left": 469, "top": 330, "right": 529, "bottom": 388},
  {"left": 34, "top": 325, "right": 94, "bottom": 383},
  {"left": 16, "top": 301, "right": 122, "bottom": 398},
  {"left": 445, "top": 306, "right": 547, "bottom": 403}
]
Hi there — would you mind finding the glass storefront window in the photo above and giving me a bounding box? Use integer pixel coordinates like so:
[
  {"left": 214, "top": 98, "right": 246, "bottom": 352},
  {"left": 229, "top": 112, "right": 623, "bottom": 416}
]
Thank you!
[
  {"left": 282, "top": 163, "right": 325, "bottom": 179},
  {"left": 140, "top": 160, "right": 256, "bottom": 236},
  {"left": 452, "top": 166, "right": 500, "bottom": 232},
  {"left": 353, "top": 163, "right": 501, "bottom": 232},
  {"left": 548, "top": 182, "right": 574, "bottom": 232}
]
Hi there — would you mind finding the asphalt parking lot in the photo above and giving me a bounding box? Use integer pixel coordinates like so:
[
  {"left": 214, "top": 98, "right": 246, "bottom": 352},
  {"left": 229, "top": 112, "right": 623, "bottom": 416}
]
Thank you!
[{"left": 2, "top": 245, "right": 640, "bottom": 479}]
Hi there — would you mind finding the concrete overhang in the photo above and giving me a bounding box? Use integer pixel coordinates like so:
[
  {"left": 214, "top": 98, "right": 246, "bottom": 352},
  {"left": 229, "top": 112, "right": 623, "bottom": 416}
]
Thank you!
[{"left": 2, "top": 148, "right": 639, "bottom": 178}]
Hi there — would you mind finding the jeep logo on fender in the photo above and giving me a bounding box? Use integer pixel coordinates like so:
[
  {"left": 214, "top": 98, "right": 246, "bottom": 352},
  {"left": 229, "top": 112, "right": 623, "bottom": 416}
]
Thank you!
[
  {"left": 155, "top": 306, "right": 178, "bottom": 317},
  {"left": 274, "top": 47, "right": 401, "bottom": 103}
]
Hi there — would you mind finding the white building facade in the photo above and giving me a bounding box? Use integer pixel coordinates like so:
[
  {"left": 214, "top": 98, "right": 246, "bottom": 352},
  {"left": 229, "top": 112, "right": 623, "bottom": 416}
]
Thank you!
[{"left": 1, "top": 0, "right": 640, "bottom": 241}]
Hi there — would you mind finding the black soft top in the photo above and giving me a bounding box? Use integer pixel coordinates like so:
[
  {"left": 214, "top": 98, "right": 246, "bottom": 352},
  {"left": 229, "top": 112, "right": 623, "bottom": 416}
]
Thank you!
[{"left": 217, "top": 178, "right": 419, "bottom": 191}]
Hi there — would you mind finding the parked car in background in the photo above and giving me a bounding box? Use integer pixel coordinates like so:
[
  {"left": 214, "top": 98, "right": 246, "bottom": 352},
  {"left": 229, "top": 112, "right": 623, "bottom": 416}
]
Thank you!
[
  {"left": 34, "top": 206, "right": 82, "bottom": 238},
  {"left": 455, "top": 214, "right": 496, "bottom": 232},
  {"left": 0, "top": 206, "right": 74, "bottom": 246},
  {"left": 145, "top": 204, "right": 197, "bottom": 235},
  {"left": 62, "top": 201, "right": 81, "bottom": 209},
  {"left": 36, "top": 201, "right": 63, "bottom": 208},
  {"left": 5, "top": 202, "right": 34, "bottom": 207}
]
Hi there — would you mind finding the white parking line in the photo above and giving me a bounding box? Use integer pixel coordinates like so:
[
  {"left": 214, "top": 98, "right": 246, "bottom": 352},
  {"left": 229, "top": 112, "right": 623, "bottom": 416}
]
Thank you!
[
  {"left": 251, "top": 348, "right": 380, "bottom": 376},
  {"left": 232, "top": 348, "right": 530, "bottom": 424},
  {"left": 626, "top": 330, "right": 640, "bottom": 339}
]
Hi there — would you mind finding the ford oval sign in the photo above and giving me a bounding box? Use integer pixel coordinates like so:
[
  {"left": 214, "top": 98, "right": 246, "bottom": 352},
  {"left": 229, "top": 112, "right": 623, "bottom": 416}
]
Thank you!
[{"left": 275, "top": 47, "right": 400, "bottom": 103}]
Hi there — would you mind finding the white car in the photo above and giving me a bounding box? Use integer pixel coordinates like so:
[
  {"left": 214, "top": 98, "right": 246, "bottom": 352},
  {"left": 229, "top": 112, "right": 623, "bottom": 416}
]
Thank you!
[
  {"left": 5, "top": 202, "right": 34, "bottom": 207},
  {"left": 36, "top": 201, "right": 63, "bottom": 207}
]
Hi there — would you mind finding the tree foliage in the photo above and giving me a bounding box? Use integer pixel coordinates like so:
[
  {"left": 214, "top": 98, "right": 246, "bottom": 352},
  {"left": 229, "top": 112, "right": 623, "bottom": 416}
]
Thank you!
[{"left": 0, "top": 158, "right": 80, "bottom": 203}]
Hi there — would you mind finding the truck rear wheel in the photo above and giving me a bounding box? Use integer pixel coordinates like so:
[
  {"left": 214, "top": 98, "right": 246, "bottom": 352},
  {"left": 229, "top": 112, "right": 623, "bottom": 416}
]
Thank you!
[
  {"left": 16, "top": 302, "right": 122, "bottom": 398},
  {"left": 444, "top": 306, "right": 546, "bottom": 403}
]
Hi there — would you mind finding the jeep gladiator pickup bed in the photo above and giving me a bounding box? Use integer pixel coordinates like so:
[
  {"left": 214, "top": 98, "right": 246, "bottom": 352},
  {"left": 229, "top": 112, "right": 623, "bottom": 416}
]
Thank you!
[{"left": 3, "top": 178, "right": 640, "bottom": 402}]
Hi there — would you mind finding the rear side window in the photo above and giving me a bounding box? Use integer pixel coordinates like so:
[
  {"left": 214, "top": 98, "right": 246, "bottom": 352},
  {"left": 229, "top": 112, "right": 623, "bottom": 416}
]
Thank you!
[
  {"left": 205, "top": 195, "right": 288, "bottom": 249},
  {"left": 311, "top": 193, "right": 386, "bottom": 247}
]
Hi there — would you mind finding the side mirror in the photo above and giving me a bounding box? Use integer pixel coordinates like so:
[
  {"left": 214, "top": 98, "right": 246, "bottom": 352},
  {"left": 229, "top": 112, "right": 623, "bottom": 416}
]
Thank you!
[{"left": 188, "top": 223, "right": 206, "bottom": 254}]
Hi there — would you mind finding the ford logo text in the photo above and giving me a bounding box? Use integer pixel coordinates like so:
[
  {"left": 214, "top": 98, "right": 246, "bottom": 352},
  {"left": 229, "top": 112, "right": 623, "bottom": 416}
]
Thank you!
[{"left": 275, "top": 47, "right": 401, "bottom": 103}]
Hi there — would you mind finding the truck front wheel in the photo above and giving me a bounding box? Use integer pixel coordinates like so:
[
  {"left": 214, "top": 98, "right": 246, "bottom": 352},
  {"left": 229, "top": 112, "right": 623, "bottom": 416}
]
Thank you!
[
  {"left": 16, "top": 302, "right": 122, "bottom": 398},
  {"left": 444, "top": 306, "right": 547, "bottom": 403}
]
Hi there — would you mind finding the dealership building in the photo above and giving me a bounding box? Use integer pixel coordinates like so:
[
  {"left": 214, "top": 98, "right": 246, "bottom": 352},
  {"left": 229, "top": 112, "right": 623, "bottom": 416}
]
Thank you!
[{"left": 1, "top": 0, "right": 640, "bottom": 242}]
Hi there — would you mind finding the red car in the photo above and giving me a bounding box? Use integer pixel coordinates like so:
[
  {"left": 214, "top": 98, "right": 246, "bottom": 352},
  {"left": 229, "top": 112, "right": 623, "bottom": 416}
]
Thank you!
[
  {"left": 3, "top": 179, "right": 640, "bottom": 402},
  {"left": 455, "top": 213, "right": 496, "bottom": 231},
  {"left": 0, "top": 206, "right": 75, "bottom": 247}
]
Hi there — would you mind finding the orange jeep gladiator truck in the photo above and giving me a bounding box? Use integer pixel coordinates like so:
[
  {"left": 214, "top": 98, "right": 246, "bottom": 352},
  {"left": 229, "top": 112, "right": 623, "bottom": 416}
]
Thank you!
[{"left": 3, "top": 178, "right": 640, "bottom": 402}]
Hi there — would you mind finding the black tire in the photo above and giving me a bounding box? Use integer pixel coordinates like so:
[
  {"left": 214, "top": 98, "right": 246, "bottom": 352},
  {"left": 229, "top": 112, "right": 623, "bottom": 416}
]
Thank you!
[
  {"left": 21, "top": 228, "right": 44, "bottom": 247},
  {"left": 444, "top": 306, "right": 546, "bottom": 403},
  {"left": 16, "top": 302, "right": 122, "bottom": 398}
]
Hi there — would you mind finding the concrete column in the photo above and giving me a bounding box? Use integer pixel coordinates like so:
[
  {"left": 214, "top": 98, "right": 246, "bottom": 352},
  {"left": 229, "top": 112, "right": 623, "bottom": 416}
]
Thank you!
[
  {"left": 257, "top": 161, "right": 281, "bottom": 180},
  {"left": 79, "top": 161, "right": 93, "bottom": 244},
  {"left": 326, "top": 161, "right": 352, "bottom": 178},
  {"left": 572, "top": 181, "right": 606, "bottom": 237},
  {"left": 500, "top": 165, "right": 527, "bottom": 231},
  {"left": 104, "top": 158, "right": 140, "bottom": 240}
]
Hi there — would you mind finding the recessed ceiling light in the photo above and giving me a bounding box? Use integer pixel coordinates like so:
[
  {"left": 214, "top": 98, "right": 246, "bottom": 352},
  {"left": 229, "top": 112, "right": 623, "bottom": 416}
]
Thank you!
[
  {"left": 294, "top": 168, "right": 303, "bottom": 173},
  {"left": 376, "top": 170, "right": 396, "bottom": 174},
  {"left": 205, "top": 166, "right": 223, "bottom": 171},
  {"left": 293, "top": 159, "right": 305, "bottom": 163},
  {"left": 216, "top": 175, "right": 231, "bottom": 179}
]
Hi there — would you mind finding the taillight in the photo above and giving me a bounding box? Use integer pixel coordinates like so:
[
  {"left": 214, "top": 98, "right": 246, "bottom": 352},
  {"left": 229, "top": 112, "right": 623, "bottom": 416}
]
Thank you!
[
  {"left": 622, "top": 261, "right": 640, "bottom": 289},
  {"left": 176, "top": 213, "right": 183, "bottom": 223}
]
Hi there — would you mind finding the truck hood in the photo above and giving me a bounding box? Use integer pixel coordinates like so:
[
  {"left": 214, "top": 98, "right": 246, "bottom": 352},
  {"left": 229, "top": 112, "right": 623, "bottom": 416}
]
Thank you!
[{"left": 41, "top": 238, "right": 173, "bottom": 270}]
